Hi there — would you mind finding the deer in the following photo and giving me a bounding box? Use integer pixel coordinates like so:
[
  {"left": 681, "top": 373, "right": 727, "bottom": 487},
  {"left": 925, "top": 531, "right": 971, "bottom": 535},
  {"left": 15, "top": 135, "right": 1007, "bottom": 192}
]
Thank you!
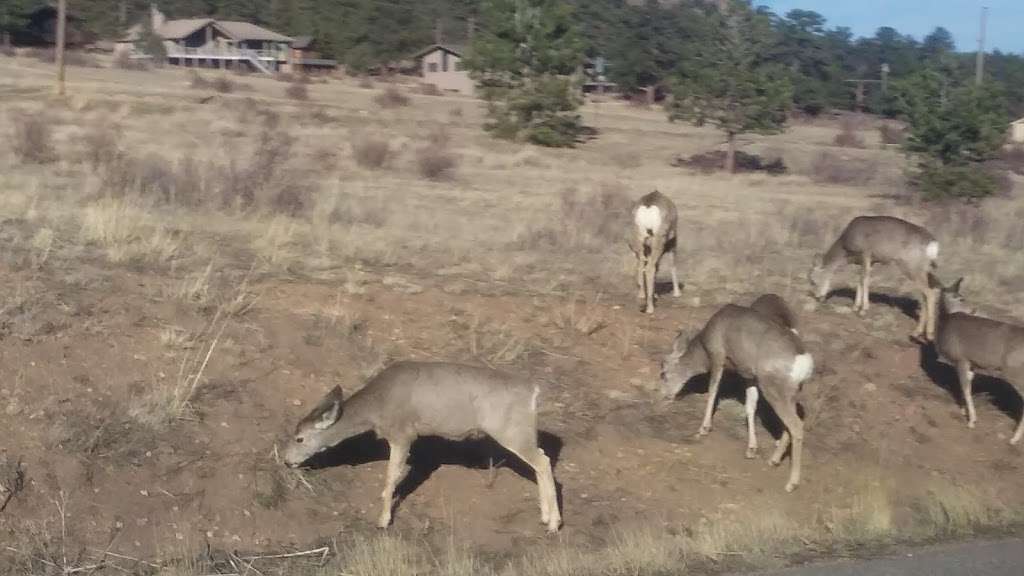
[
  {"left": 628, "top": 190, "right": 682, "bottom": 314},
  {"left": 929, "top": 274, "right": 1024, "bottom": 444},
  {"left": 808, "top": 215, "right": 939, "bottom": 340},
  {"left": 282, "top": 361, "right": 561, "bottom": 532},
  {"left": 660, "top": 302, "right": 813, "bottom": 492}
]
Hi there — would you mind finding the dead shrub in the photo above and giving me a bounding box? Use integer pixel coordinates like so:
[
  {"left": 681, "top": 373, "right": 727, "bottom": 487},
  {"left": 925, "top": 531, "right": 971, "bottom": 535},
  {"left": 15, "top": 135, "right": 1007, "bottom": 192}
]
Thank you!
[
  {"left": 12, "top": 114, "right": 57, "bottom": 164},
  {"left": 419, "top": 83, "right": 442, "bottom": 96},
  {"left": 358, "top": 77, "right": 375, "bottom": 89},
  {"left": 1, "top": 45, "right": 16, "bottom": 58},
  {"left": 810, "top": 151, "right": 876, "bottom": 186},
  {"left": 673, "top": 150, "right": 787, "bottom": 175},
  {"left": 416, "top": 146, "right": 458, "bottom": 181},
  {"left": 998, "top": 145, "right": 1024, "bottom": 176},
  {"left": 285, "top": 81, "right": 310, "bottom": 101},
  {"left": 426, "top": 126, "right": 451, "bottom": 147},
  {"left": 211, "top": 76, "right": 237, "bottom": 93},
  {"left": 79, "top": 121, "right": 123, "bottom": 170},
  {"left": 352, "top": 136, "right": 392, "bottom": 169},
  {"left": 833, "top": 117, "right": 866, "bottom": 148},
  {"left": 879, "top": 123, "right": 907, "bottom": 145},
  {"left": 516, "top": 185, "right": 633, "bottom": 249},
  {"left": 113, "top": 51, "right": 150, "bottom": 71},
  {"left": 374, "top": 85, "right": 410, "bottom": 108},
  {"left": 218, "top": 128, "right": 296, "bottom": 209}
]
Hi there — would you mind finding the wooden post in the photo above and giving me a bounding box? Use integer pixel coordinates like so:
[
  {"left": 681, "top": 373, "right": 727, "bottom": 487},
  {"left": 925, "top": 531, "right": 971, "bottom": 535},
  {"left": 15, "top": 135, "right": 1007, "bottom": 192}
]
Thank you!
[
  {"left": 55, "top": 0, "right": 67, "bottom": 96},
  {"left": 975, "top": 6, "right": 988, "bottom": 85}
]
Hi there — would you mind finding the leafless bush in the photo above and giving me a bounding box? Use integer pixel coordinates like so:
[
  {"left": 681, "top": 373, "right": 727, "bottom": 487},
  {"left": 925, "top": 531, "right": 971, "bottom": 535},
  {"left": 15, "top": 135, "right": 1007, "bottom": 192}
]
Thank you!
[
  {"left": 878, "top": 123, "right": 907, "bottom": 145},
  {"left": 218, "top": 129, "right": 296, "bottom": 209},
  {"left": 358, "top": 77, "right": 374, "bottom": 89},
  {"left": 810, "top": 151, "right": 876, "bottom": 186},
  {"left": 352, "top": 136, "right": 392, "bottom": 169},
  {"left": 79, "top": 121, "right": 122, "bottom": 169},
  {"left": 416, "top": 146, "right": 458, "bottom": 181},
  {"left": 833, "top": 117, "right": 866, "bottom": 148},
  {"left": 211, "top": 76, "right": 237, "bottom": 93},
  {"left": 673, "top": 150, "right": 787, "bottom": 175},
  {"left": 514, "top": 185, "right": 631, "bottom": 250},
  {"left": 12, "top": 114, "right": 57, "bottom": 164},
  {"left": 285, "top": 81, "right": 310, "bottom": 101},
  {"left": 419, "top": 83, "right": 442, "bottom": 96},
  {"left": 374, "top": 85, "right": 410, "bottom": 108},
  {"left": 27, "top": 48, "right": 99, "bottom": 67},
  {"left": 426, "top": 126, "right": 451, "bottom": 147},
  {"left": 999, "top": 145, "right": 1024, "bottom": 176},
  {"left": 113, "top": 51, "right": 150, "bottom": 71}
]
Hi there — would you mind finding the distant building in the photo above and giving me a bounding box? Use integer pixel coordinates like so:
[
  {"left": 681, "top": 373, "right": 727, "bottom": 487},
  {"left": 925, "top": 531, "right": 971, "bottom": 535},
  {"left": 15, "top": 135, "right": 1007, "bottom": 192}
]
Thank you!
[
  {"left": 1011, "top": 118, "right": 1024, "bottom": 144},
  {"left": 11, "top": 5, "right": 95, "bottom": 47},
  {"left": 117, "top": 6, "right": 296, "bottom": 74},
  {"left": 412, "top": 44, "right": 474, "bottom": 95},
  {"left": 289, "top": 36, "right": 338, "bottom": 73}
]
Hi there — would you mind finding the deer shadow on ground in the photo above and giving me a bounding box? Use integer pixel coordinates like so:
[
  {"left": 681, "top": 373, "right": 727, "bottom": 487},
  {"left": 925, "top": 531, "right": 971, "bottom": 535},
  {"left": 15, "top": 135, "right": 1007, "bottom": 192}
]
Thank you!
[
  {"left": 306, "top": 430, "right": 565, "bottom": 516},
  {"left": 826, "top": 287, "right": 919, "bottom": 320},
  {"left": 918, "top": 342, "right": 1022, "bottom": 426},
  {"left": 676, "top": 373, "right": 805, "bottom": 444}
]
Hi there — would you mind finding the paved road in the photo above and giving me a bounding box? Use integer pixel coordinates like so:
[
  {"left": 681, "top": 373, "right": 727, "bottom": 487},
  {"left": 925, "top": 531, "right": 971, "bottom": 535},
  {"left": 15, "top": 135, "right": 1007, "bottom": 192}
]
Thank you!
[{"left": 747, "top": 539, "right": 1024, "bottom": 576}]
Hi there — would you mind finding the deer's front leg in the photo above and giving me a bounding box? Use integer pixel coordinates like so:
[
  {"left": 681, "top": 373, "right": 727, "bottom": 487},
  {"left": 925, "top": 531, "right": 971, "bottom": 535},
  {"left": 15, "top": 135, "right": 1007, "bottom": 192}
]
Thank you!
[{"left": 378, "top": 441, "right": 411, "bottom": 528}]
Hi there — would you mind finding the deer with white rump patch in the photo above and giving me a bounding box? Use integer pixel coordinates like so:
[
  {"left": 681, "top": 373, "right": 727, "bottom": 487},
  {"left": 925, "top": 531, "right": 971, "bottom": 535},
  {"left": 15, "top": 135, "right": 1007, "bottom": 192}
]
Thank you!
[
  {"left": 930, "top": 274, "right": 1024, "bottom": 444},
  {"left": 809, "top": 216, "right": 939, "bottom": 340},
  {"left": 282, "top": 361, "right": 561, "bottom": 532},
  {"left": 628, "top": 190, "right": 682, "bottom": 314},
  {"left": 661, "top": 300, "right": 813, "bottom": 492}
]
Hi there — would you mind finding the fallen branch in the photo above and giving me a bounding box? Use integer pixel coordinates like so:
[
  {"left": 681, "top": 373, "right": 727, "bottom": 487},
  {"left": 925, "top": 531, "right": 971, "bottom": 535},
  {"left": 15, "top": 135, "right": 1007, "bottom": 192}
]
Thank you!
[{"left": 239, "top": 546, "right": 330, "bottom": 562}]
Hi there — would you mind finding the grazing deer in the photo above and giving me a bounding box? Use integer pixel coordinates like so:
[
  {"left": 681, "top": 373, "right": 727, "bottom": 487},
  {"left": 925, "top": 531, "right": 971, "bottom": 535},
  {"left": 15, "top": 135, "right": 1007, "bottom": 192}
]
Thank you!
[
  {"left": 930, "top": 274, "right": 1024, "bottom": 444},
  {"left": 628, "top": 190, "right": 682, "bottom": 314},
  {"left": 750, "top": 293, "right": 800, "bottom": 336},
  {"left": 282, "top": 362, "right": 561, "bottom": 532},
  {"left": 660, "top": 303, "right": 813, "bottom": 492},
  {"left": 809, "top": 216, "right": 939, "bottom": 340}
]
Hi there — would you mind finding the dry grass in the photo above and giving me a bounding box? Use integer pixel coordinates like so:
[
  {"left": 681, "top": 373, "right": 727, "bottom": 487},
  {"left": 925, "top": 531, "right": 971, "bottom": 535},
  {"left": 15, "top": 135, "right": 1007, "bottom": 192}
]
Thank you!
[
  {"left": 11, "top": 113, "right": 56, "bottom": 164},
  {"left": 878, "top": 122, "right": 907, "bottom": 145},
  {"left": 374, "top": 85, "right": 411, "bottom": 108},
  {"left": 352, "top": 136, "right": 393, "bottom": 169},
  {"left": 285, "top": 81, "right": 310, "bottom": 101},
  {"left": 417, "top": 144, "right": 458, "bottom": 180},
  {"left": 810, "top": 151, "right": 877, "bottom": 186},
  {"left": 833, "top": 117, "right": 866, "bottom": 148}
]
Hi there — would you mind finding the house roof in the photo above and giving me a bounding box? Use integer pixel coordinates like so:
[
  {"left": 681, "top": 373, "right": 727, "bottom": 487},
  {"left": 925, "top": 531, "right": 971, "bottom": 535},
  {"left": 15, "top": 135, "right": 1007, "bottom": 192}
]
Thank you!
[
  {"left": 217, "top": 21, "right": 294, "bottom": 43},
  {"left": 292, "top": 36, "right": 314, "bottom": 49},
  {"left": 411, "top": 43, "right": 465, "bottom": 59},
  {"left": 157, "top": 18, "right": 214, "bottom": 40},
  {"left": 154, "top": 18, "right": 294, "bottom": 43}
]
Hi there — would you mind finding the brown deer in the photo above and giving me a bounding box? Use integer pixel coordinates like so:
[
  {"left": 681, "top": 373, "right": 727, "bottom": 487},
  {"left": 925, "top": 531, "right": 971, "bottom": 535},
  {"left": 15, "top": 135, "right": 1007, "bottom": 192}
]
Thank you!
[
  {"left": 282, "top": 362, "right": 561, "bottom": 532},
  {"left": 809, "top": 215, "right": 939, "bottom": 340},
  {"left": 930, "top": 274, "right": 1024, "bottom": 444},
  {"left": 628, "top": 190, "right": 681, "bottom": 314},
  {"left": 660, "top": 302, "right": 814, "bottom": 492}
]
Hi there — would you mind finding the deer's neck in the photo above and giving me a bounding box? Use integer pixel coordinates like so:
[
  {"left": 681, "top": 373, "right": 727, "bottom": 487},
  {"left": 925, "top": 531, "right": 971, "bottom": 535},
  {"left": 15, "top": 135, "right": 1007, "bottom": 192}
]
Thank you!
[{"left": 822, "top": 239, "right": 848, "bottom": 270}]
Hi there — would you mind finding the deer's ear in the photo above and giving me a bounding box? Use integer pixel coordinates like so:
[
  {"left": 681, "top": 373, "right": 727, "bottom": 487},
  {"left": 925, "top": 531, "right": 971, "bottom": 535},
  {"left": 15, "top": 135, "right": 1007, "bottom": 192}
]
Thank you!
[
  {"left": 951, "top": 277, "right": 965, "bottom": 294},
  {"left": 927, "top": 272, "right": 942, "bottom": 290},
  {"left": 305, "top": 386, "right": 344, "bottom": 430}
]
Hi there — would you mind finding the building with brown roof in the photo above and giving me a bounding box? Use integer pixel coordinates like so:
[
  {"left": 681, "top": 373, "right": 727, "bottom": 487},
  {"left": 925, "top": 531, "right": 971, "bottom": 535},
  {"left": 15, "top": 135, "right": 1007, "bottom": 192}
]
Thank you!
[{"left": 413, "top": 44, "right": 474, "bottom": 96}]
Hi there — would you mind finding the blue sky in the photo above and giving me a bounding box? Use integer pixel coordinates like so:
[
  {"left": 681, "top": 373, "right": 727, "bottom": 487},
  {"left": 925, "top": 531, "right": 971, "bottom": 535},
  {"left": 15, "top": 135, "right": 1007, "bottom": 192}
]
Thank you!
[{"left": 757, "top": 1, "right": 1024, "bottom": 54}]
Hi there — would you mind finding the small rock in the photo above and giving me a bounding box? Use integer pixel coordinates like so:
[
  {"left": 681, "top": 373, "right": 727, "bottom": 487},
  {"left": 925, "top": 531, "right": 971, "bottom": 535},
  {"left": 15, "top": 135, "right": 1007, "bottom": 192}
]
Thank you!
[
  {"left": 291, "top": 399, "right": 302, "bottom": 406},
  {"left": 863, "top": 382, "right": 877, "bottom": 393}
]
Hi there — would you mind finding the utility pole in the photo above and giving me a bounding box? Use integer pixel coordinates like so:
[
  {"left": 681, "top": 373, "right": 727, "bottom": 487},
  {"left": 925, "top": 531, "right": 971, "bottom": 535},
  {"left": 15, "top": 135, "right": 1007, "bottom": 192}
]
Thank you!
[
  {"left": 55, "top": 0, "right": 67, "bottom": 96},
  {"left": 975, "top": 5, "right": 988, "bottom": 85}
]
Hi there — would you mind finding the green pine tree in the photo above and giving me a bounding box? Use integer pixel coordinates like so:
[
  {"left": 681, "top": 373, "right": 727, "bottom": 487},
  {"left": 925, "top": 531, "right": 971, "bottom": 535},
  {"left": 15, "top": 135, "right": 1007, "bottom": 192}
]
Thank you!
[
  {"left": 464, "top": 0, "right": 585, "bottom": 147},
  {"left": 667, "top": 0, "right": 792, "bottom": 172}
]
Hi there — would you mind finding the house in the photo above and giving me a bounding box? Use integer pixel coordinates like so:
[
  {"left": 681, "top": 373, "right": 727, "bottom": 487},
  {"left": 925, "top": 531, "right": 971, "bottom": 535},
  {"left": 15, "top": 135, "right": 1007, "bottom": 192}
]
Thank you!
[
  {"left": 117, "top": 7, "right": 295, "bottom": 74},
  {"left": 10, "top": 5, "right": 95, "bottom": 47},
  {"left": 1011, "top": 118, "right": 1024, "bottom": 144},
  {"left": 412, "top": 44, "right": 474, "bottom": 95},
  {"left": 289, "top": 36, "right": 337, "bottom": 73}
]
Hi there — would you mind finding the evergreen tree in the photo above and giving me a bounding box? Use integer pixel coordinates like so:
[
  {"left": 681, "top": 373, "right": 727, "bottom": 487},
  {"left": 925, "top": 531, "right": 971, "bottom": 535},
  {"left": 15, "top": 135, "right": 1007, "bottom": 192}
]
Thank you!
[
  {"left": 465, "top": 0, "right": 584, "bottom": 147},
  {"left": 668, "top": 0, "right": 791, "bottom": 172},
  {"left": 892, "top": 70, "right": 1010, "bottom": 199}
]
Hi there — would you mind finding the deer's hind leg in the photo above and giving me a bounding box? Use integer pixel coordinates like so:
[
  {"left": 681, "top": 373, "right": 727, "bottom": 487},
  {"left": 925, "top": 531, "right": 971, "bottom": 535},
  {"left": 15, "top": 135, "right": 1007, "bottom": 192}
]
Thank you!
[
  {"left": 761, "top": 382, "right": 805, "bottom": 493},
  {"left": 490, "top": 424, "right": 561, "bottom": 533},
  {"left": 378, "top": 438, "right": 412, "bottom": 528}
]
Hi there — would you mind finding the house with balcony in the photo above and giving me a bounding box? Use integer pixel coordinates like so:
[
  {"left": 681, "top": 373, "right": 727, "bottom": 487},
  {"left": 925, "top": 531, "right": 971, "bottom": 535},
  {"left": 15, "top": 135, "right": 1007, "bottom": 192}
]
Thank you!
[{"left": 117, "top": 7, "right": 295, "bottom": 74}]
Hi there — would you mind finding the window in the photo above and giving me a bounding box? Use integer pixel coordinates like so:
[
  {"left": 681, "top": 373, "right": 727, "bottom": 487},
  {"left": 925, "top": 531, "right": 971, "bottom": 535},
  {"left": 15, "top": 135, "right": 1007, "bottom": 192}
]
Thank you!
[{"left": 428, "top": 62, "right": 438, "bottom": 73}]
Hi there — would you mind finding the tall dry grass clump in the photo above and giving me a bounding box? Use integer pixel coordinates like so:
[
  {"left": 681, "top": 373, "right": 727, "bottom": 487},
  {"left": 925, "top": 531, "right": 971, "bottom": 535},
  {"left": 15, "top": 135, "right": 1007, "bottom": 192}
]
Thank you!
[
  {"left": 285, "top": 81, "right": 310, "bottom": 101},
  {"left": 12, "top": 114, "right": 57, "bottom": 164},
  {"left": 79, "top": 121, "right": 123, "bottom": 169},
  {"left": 352, "top": 136, "right": 392, "bottom": 169},
  {"left": 374, "top": 85, "right": 411, "bottom": 108},
  {"left": 417, "top": 131, "right": 458, "bottom": 180},
  {"left": 810, "top": 151, "right": 876, "bottom": 186},
  {"left": 833, "top": 116, "right": 866, "bottom": 148}
]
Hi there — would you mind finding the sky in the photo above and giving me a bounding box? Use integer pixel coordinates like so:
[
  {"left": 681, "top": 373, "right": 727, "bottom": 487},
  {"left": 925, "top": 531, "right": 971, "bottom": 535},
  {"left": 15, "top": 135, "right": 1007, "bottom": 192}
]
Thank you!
[{"left": 757, "top": 0, "right": 1024, "bottom": 54}]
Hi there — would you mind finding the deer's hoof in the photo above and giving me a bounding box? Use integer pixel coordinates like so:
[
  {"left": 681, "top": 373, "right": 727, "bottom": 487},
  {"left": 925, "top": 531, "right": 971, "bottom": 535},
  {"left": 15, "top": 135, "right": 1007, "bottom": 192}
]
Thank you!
[
  {"left": 769, "top": 456, "right": 782, "bottom": 467},
  {"left": 377, "top": 516, "right": 392, "bottom": 529},
  {"left": 785, "top": 481, "right": 799, "bottom": 493},
  {"left": 697, "top": 426, "right": 711, "bottom": 437},
  {"left": 856, "top": 308, "right": 867, "bottom": 317},
  {"left": 1010, "top": 436, "right": 1021, "bottom": 446},
  {"left": 672, "top": 290, "right": 682, "bottom": 298},
  {"left": 967, "top": 420, "right": 976, "bottom": 429}
]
